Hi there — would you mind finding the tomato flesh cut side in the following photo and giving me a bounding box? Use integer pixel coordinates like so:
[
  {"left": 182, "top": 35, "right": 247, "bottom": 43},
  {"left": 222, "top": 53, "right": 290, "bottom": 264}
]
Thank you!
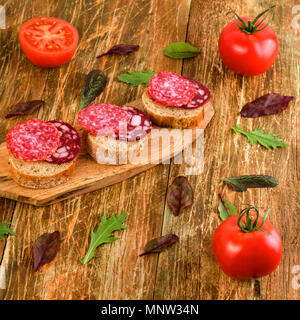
[{"left": 19, "top": 17, "right": 79, "bottom": 68}]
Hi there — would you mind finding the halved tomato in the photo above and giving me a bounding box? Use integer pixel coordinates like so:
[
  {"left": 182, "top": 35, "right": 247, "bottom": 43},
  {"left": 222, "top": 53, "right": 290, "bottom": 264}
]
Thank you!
[{"left": 19, "top": 17, "right": 79, "bottom": 68}]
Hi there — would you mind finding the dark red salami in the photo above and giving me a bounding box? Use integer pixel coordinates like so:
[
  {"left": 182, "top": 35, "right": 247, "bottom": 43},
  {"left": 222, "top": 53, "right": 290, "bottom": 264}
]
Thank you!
[
  {"left": 78, "top": 103, "right": 130, "bottom": 136},
  {"left": 116, "top": 106, "right": 152, "bottom": 141},
  {"left": 45, "top": 120, "right": 81, "bottom": 164},
  {"left": 148, "top": 71, "right": 195, "bottom": 107},
  {"left": 179, "top": 78, "right": 210, "bottom": 109},
  {"left": 7, "top": 118, "right": 59, "bottom": 162}
]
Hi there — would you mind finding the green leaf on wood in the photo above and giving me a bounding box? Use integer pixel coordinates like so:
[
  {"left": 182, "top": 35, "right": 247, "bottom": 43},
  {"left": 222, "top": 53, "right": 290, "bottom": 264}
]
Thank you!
[
  {"left": 118, "top": 70, "right": 156, "bottom": 86},
  {"left": 223, "top": 175, "right": 279, "bottom": 192},
  {"left": 232, "top": 125, "right": 289, "bottom": 149},
  {"left": 80, "top": 212, "right": 128, "bottom": 264},
  {"left": 218, "top": 195, "right": 238, "bottom": 221},
  {"left": 163, "top": 42, "right": 200, "bottom": 59},
  {"left": 0, "top": 223, "right": 16, "bottom": 240}
]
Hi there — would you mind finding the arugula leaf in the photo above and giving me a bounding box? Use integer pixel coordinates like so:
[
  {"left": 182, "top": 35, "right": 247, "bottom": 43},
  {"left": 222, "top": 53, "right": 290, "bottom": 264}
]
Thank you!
[
  {"left": 79, "top": 70, "right": 107, "bottom": 110},
  {"left": 118, "top": 70, "right": 156, "bottom": 86},
  {"left": 80, "top": 212, "right": 128, "bottom": 264},
  {"left": 0, "top": 223, "right": 16, "bottom": 240},
  {"left": 232, "top": 125, "right": 289, "bottom": 149},
  {"left": 163, "top": 42, "right": 200, "bottom": 59},
  {"left": 217, "top": 195, "right": 237, "bottom": 221}
]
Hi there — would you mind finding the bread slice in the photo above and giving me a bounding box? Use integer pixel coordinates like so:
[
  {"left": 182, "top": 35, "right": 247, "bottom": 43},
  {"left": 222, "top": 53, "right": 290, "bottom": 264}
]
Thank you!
[
  {"left": 87, "top": 133, "right": 147, "bottom": 165},
  {"left": 8, "top": 156, "right": 76, "bottom": 189},
  {"left": 142, "top": 90, "right": 205, "bottom": 129}
]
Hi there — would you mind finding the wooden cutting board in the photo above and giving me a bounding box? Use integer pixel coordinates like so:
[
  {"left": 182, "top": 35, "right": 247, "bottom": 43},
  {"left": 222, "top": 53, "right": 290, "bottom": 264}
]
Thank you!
[{"left": 0, "top": 99, "right": 214, "bottom": 206}]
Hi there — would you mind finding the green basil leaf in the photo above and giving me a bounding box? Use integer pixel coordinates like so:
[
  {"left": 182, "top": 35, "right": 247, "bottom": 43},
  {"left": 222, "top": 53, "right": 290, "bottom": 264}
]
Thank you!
[
  {"left": 218, "top": 198, "right": 238, "bottom": 221},
  {"left": 118, "top": 70, "right": 156, "bottom": 86},
  {"left": 163, "top": 42, "right": 200, "bottom": 59}
]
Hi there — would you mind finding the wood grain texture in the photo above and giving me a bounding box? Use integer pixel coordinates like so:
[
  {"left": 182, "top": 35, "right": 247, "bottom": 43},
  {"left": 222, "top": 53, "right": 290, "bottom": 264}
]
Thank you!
[
  {"left": 0, "top": 100, "right": 213, "bottom": 206},
  {"left": 0, "top": 0, "right": 192, "bottom": 299},
  {"left": 0, "top": 0, "right": 299, "bottom": 300},
  {"left": 153, "top": 0, "right": 300, "bottom": 300}
]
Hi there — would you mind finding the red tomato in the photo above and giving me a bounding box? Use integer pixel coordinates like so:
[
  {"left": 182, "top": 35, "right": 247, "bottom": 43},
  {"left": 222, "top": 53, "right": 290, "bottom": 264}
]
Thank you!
[
  {"left": 218, "top": 17, "right": 278, "bottom": 76},
  {"left": 212, "top": 211, "right": 283, "bottom": 280},
  {"left": 19, "top": 17, "right": 79, "bottom": 68}
]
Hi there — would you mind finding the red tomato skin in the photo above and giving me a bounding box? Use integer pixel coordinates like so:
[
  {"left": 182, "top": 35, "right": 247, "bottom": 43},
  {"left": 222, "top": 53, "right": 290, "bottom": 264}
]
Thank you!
[
  {"left": 18, "top": 17, "right": 79, "bottom": 68},
  {"left": 218, "top": 17, "right": 279, "bottom": 76},
  {"left": 212, "top": 214, "right": 283, "bottom": 280}
]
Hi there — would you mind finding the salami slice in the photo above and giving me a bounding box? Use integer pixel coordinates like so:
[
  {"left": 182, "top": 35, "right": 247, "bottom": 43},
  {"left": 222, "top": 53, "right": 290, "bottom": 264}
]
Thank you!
[
  {"left": 179, "top": 78, "right": 210, "bottom": 109},
  {"left": 45, "top": 120, "right": 81, "bottom": 164},
  {"left": 116, "top": 106, "right": 152, "bottom": 141},
  {"left": 148, "top": 71, "right": 195, "bottom": 107},
  {"left": 78, "top": 103, "right": 130, "bottom": 136},
  {"left": 7, "top": 118, "right": 59, "bottom": 162}
]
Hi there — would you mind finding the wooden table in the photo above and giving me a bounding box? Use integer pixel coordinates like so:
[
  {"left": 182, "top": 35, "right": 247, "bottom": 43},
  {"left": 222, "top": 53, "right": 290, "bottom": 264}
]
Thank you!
[{"left": 0, "top": 0, "right": 299, "bottom": 300}]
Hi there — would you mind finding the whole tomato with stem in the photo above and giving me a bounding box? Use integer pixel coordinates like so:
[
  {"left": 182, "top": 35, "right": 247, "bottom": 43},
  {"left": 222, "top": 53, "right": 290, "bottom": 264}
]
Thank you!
[
  {"left": 218, "top": 6, "right": 279, "bottom": 76},
  {"left": 212, "top": 204, "right": 283, "bottom": 280}
]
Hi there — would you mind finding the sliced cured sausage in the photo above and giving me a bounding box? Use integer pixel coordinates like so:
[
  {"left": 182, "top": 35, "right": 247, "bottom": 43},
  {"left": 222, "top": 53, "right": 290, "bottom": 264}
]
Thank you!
[
  {"left": 179, "top": 78, "right": 210, "bottom": 109},
  {"left": 78, "top": 103, "right": 130, "bottom": 136},
  {"left": 117, "top": 106, "right": 152, "bottom": 141},
  {"left": 148, "top": 71, "right": 195, "bottom": 107},
  {"left": 45, "top": 120, "right": 81, "bottom": 164},
  {"left": 7, "top": 118, "right": 59, "bottom": 162}
]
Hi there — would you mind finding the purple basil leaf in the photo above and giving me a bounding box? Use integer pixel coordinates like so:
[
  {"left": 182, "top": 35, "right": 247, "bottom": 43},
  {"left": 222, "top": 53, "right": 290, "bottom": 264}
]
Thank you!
[
  {"left": 240, "top": 93, "right": 294, "bottom": 118},
  {"left": 139, "top": 234, "right": 179, "bottom": 256},
  {"left": 167, "top": 176, "right": 194, "bottom": 216},
  {"left": 97, "top": 44, "right": 139, "bottom": 58},
  {"left": 32, "top": 231, "right": 60, "bottom": 272},
  {"left": 5, "top": 100, "right": 46, "bottom": 119}
]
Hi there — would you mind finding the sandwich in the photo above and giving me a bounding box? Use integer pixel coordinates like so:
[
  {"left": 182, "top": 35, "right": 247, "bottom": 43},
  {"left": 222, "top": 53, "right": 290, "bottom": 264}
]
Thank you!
[
  {"left": 78, "top": 103, "right": 152, "bottom": 165},
  {"left": 142, "top": 71, "right": 210, "bottom": 129},
  {"left": 7, "top": 118, "right": 81, "bottom": 188}
]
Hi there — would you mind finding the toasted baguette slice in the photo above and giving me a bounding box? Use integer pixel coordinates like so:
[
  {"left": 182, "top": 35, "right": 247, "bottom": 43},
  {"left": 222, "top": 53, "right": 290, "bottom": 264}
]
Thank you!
[
  {"left": 87, "top": 133, "right": 147, "bottom": 165},
  {"left": 142, "top": 90, "right": 205, "bottom": 129},
  {"left": 8, "top": 156, "right": 76, "bottom": 189}
]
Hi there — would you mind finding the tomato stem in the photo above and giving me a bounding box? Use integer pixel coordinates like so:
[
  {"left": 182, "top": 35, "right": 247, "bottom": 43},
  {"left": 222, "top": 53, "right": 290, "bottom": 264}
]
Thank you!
[
  {"left": 229, "top": 5, "right": 276, "bottom": 35},
  {"left": 237, "top": 204, "right": 270, "bottom": 233}
]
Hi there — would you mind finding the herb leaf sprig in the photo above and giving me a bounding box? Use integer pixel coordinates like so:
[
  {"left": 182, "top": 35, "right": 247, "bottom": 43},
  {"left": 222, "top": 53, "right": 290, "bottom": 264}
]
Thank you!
[
  {"left": 80, "top": 212, "right": 128, "bottom": 264},
  {"left": 0, "top": 223, "right": 16, "bottom": 240},
  {"left": 232, "top": 125, "right": 289, "bottom": 149}
]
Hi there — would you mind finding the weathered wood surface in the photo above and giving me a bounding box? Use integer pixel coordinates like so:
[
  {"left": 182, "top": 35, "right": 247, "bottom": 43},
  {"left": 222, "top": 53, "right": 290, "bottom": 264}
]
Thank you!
[
  {"left": 0, "top": 0, "right": 299, "bottom": 300},
  {"left": 0, "top": 100, "right": 214, "bottom": 206}
]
